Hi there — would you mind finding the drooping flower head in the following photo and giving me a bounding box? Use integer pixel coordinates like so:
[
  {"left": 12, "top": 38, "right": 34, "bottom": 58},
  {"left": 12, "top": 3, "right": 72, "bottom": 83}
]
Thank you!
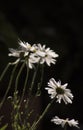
[
  {"left": 18, "top": 40, "right": 37, "bottom": 53},
  {"left": 8, "top": 40, "right": 59, "bottom": 68},
  {"left": 45, "top": 78, "right": 73, "bottom": 104},
  {"left": 51, "top": 116, "right": 79, "bottom": 128},
  {"left": 8, "top": 48, "right": 25, "bottom": 64},
  {"left": 8, "top": 41, "right": 39, "bottom": 69}
]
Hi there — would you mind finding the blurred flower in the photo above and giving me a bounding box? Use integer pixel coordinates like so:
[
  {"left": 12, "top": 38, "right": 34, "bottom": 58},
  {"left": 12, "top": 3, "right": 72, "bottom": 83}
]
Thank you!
[
  {"left": 35, "top": 44, "right": 59, "bottom": 66},
  {"left": 8, "top": 48, "right": 39, "bottom": 69},
  {"left": 18, "top": 40, "right": 37, "bottom": 53},
  {"left": 51, "top": 116, "right": 79, "bottom": 128},
  {"left": 27, "top": 53, "right": 40, "bottom": 69},
  {"left": 8, "top": 48, "right": 24, "bottom": 64},
  {"left": 45, "top": 78, "right": 73, "bottom": 104},
  {"left": 8, "top": 41, "right": 59, "bottom": 68}
]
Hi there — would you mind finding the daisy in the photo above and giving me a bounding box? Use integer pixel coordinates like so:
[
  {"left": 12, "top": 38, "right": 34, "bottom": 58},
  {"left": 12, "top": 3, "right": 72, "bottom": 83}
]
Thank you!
[
  {"left": 8, "top": 48, "right": 24, "bottom": 64},
  {"left": 27, "top": 53, "right": 40, "bottom": 69},
  {"left": 8, "top": 41, "right": 58, "bottom": 68},
  {"left": 51, "top": 116, "right": 79, "bottom": 128},
  {"left": 45, "top": 78, "right": 73, "bottom": 104},
  {"left": 8, "top": 48, "right": 39, "bottom": 69},
  {"left": 18, "top": 40, "right": 37, "bottom": 53},
  {"left": 35, "top": 44, "right": 59, "bottom": 66}
]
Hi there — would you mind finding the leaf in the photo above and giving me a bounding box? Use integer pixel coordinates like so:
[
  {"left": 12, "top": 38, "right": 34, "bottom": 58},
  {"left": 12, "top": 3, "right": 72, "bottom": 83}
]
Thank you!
[{"left": 0, "top": 124, "right": 8, "bottom": 130}]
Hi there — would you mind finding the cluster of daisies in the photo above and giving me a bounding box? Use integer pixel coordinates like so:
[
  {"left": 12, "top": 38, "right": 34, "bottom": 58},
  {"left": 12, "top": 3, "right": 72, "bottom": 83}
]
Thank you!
[
  {"left": 8, "top": 40, "right": 58, "bottom": 68},
  {"left": 8, "top": 40, "right": 79, "bottom": 129}
]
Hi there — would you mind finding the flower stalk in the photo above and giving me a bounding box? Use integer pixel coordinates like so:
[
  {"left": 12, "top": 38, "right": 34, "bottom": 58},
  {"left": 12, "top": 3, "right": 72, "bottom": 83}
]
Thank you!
[
  {"left": 15, "top": 62, "right": 25, "bottom": 92},
  {"left": 36, "top": 64, "right": 44, "bottom": 96},
  {"left": 0, "top": 63, "right": 10, "bottom": 82},
  {"left": 64, "top": 124, "right": 67, "bottom": 130},
  {"left": 0, "top": 63, "right": 18, "bottom": 110},
  {"left": 31, "top": 98, "right": 55, "bottom": 130},
  {"left": 29, "top": 61, "right": 40, "bottom": 93},
  {"left": 19, "top": 63, "right": 29, "bottom": 105}
]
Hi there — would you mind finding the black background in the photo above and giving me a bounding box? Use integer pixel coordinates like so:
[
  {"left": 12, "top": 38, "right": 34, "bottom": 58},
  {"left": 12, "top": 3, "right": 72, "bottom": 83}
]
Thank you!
[{"left": 0, "top": 1, "right": 83, "bottom": 130}]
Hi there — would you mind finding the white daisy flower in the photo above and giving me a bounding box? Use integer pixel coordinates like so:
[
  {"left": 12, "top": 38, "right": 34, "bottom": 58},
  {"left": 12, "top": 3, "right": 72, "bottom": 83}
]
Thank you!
[
  {"left": 8, "top": 41, "right": 58, "bottom": 68},
  {"left": 51, "top": 116, "right": 79, "bottom": 128},
  {"left": 8, "top": 48, "right": 23, "bottom": 57},
  {"left": 35, "top": 44, "right": 59, "bottom": 66},
  {"left": 27, "top": 53, "right": 40, "bottom": 69},
  {"left": 8, "top": 48, "right": 24, "bottom": 64},
  {"left": 45, "top": 78, "right": 73, "bottom": 104},
  {"left": 8, "top": 48, "right": 39, "bottom": 69},
  {"left": 18, "top": 40, "right": 37, "bottom": 53}
]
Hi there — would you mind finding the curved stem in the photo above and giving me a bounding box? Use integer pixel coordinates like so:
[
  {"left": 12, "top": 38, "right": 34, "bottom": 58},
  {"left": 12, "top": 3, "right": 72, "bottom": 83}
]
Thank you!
[
  {"left": 29, "top": 62, "right": 39, "bottom": 93},
  {"left": 19, "top": 65, "right": 29, "bottom": 105},
  {"left": 64, "top": 124, "right": 67, "bottom": 130},
  {"left": 15, "top": 62, "right": 25, "bottom": 92},
  {"left": 31, "top": 98, "right": 55, "bottom": 130},
  {"left": 0, "top": 63, "right": 18, "bottom": 110},
  {"left": 36, "top": 64, "right": 44, "bottom": 96},
  {"left": 0, "top": 63, "right": 10, "bottom": 82}
]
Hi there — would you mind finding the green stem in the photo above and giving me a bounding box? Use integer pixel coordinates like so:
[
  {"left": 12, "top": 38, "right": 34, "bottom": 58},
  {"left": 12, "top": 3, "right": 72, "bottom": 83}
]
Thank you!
[
  {"left": 64, "top": 124, "right": 67, "bottom": 130},
  {"left": 15, "top": 62, "right": 25, "bottom": 92},
  {"left": 0, "top": 63, "right": 18, "bottom": 110},
  {"left": 0, "top": 63, "right": 10, "bottom": 82},
  {"left": 36, "top": 64, "right": 44, "bottom": 96},
  {"left": 40, "top": 64, "right": 44, "bottom": 87},
  {"left": 19, "top": 64, "right": 29, "bottom": 105},
  {"left": 29, "top": 62, "right": 39, "bottom": 93},
  {"left": 31, "top": 98, "right": 55, "bottom": 130}
]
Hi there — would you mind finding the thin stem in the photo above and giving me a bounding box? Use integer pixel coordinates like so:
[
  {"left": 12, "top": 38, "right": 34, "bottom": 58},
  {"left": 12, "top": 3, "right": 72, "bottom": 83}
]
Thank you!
[
  {"left": 29, "top": 62, "right": 39, "bottom": 93},
  {"left": 11, "top": 92, "right": 21, "bottom": 130},
  {"left": 31, "top": 98, "right": 55, "bottom": 130},
  {"left": 40, "top": 64, "right": 44, "bottom": 87},
  {"left": 0, "top": 63, "right": 18, "bottom": 110},
  {"left": 19, "top": 64, "right": 29, "bottom": 105},
  {"left": 36, "top": 64, "right": 44, "bottom": 96},
  {"left": 0, "top": 63, "right": 10, "bottom": 82},
  {"left": 64, "top": 124, "right": 67, "bottom": 130},
  {"left": 15, "top": 62, "right": 25, "bottom": 92}
]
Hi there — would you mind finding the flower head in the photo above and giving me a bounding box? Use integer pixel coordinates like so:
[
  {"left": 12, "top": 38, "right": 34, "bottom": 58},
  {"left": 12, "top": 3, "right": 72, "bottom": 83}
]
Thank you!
[
  {"left": 8, "top": 41, "right": 59, "bottom": 68},
  {"left": 8, "top": 48, "right": 25, "bottom": 64},
  {"left": 35, "top": 44, "right": 59, "bottom": 66},
  {"left": 45, "top": 78, "right": 73, "bottom": 104},
  {"left": 51, "top": 116, "right": 79, "bottom": 128},
  {"left": 27, "top": 53, "right": 40, "bottom": 69},
  {"left": 18, "top": 40, "right": 37, "bottom": 53},
  {"left": 8, "top": 48, "right": 39, "bottom": 69}
]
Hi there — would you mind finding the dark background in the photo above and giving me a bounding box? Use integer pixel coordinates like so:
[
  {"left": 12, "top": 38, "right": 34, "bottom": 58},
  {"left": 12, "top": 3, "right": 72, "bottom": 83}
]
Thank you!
[{"left": 0, "top": 0, "right": 83, "bottom": 130}]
